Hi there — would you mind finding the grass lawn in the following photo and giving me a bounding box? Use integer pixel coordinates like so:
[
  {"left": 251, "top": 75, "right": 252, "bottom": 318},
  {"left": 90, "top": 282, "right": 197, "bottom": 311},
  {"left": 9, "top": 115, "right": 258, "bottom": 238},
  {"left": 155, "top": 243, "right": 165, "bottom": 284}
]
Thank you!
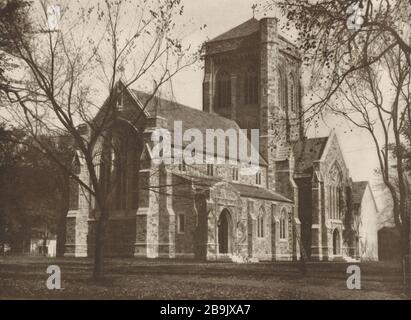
[{"left": 0, "top": 256, "right": 408, "bottom": 299}]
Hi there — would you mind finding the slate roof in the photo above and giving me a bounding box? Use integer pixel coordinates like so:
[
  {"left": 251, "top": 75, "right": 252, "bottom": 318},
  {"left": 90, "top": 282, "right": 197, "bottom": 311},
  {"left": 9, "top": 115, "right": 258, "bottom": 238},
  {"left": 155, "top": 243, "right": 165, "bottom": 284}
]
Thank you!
[
  {"left": 293, "top": 137, "right": 329, "bottom": 175},
  {"left": 232, "top": 182, "right": 292, "bottom": 203},
  {"left": 209, "top": 18, "right": 260, "bottom": 42},
  {"left": 130, "top": 89, "right": 238, "bottom": 133},
  {"left": 130, "top": 89, "right": 267, "bottom": 166},
  {"left": 352, "top": 181, "right": 369, "bottom": 205},
  {"left": 173, "top": 173, "right": 292, "bottom": 203}
]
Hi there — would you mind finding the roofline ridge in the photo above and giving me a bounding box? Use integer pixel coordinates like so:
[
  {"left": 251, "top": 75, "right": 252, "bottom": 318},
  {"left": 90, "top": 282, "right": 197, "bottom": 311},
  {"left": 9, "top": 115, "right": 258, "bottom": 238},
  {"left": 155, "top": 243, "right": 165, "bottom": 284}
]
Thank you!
[{"left": 208, "top": 17, "right": 260, "bottom": 43}]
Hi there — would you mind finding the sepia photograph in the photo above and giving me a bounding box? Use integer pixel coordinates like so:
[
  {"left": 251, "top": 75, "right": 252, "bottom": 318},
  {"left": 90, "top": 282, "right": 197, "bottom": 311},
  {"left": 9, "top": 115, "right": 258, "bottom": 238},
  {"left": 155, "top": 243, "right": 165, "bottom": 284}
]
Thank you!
[{"left": 0, "top": 0, "right": 410, "bottom": 305}]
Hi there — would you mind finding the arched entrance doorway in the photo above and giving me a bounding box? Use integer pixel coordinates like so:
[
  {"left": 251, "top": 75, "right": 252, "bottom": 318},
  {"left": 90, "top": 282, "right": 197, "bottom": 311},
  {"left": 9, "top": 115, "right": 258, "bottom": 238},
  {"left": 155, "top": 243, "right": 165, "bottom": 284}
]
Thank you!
[
  {"left": 218, "top": 209, "right": 232, "bottom": 254},
  {"left": 333, "top": 228, "right": 341, "bottom": 255}
]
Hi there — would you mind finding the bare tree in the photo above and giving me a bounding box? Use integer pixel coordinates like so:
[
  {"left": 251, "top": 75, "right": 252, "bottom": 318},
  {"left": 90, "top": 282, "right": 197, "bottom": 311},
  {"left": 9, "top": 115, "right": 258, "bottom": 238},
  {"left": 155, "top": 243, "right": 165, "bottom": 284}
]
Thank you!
[
  {"left": 0, "top": 0, "right": 198, "bottom": 280},
  {"left": 332, "top": 45, "right": 409, "bottom": 241},
  {"left": 271, "top": 0, "right": 411, "bottom": 291}
]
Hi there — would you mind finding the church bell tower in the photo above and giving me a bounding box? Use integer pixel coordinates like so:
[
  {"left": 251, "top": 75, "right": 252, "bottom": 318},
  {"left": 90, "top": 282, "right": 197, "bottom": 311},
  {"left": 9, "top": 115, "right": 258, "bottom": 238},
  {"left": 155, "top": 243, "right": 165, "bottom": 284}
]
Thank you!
[{"left": 202, "top": 16, "right": 303, "bottom": 195}]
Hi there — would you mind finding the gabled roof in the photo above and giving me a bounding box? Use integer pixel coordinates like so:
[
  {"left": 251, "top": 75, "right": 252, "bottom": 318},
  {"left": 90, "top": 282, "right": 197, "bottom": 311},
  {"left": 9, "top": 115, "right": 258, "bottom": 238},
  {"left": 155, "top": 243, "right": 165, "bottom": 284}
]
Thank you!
[
  {"left": 209, "top": 18, "right": 260, "bottom": 42},
  {"left": 130, "top": 89, "right": 238, "bottom": 133},
  {"left": 352, "top": 181, "right": 379, "bottom": 213},
  {"left": 293, "top": 137, "right": 329, "bottom": 175},
  {"left": 173, "top": 173, "right": 292, "bottom": 203},
  {"left": 352, "top": 181, "right": 369, "bottom": 205},
  {"left": 128, "top": 88, "right": 267, "bottom": 166}
]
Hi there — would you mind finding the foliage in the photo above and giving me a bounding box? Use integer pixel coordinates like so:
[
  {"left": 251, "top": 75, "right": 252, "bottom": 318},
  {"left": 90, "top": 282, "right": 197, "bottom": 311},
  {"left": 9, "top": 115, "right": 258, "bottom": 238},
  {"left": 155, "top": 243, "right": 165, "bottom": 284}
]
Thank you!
[
  {"left": 272, "top": 0, "right": 411, "bottom": 291},
  {"left": 0, "top": 0, "right": 199, "bottom": 279},
  {"left": 0, "top": 123, "right": 72, "bottom": 253},
  {"left": 0, "top": 0, "right": 31, "bottom": 81}
]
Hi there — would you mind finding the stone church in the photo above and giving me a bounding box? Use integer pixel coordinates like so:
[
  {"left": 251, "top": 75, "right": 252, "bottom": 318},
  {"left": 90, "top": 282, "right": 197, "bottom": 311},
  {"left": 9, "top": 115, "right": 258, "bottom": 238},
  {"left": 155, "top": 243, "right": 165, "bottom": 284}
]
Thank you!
[{"left": 65, "top": 17, "right": 362, "bottom": 262}]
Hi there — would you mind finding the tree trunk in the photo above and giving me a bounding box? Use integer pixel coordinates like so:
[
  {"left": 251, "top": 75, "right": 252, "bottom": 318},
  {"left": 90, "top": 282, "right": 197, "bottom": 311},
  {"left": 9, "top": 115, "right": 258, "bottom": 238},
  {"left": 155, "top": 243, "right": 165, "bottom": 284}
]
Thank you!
[
  {"left": 401, "top": 215, "right": 411, "bottom": 294},
  {"left": 56, "top": 210, "right": 67, "bottom": 257},
  {"left": 93, "top": 207, "right": 109, "bottom": 281}
]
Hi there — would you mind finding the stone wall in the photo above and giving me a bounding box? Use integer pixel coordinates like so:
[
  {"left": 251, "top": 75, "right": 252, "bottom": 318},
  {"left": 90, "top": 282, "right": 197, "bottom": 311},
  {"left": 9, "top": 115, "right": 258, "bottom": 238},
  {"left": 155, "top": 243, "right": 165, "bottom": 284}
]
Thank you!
[
  {"left": 64, "top": 147, "right": 91, "bottom": 257},
  {"left": 172, "top": 175, "right": 196, "bottom": 258},
  {"left": 298, "top": 133, "right": 355, "bottom": 261},
  {"left": 65, "top": 18, "right": 303, "bottom": 263}
]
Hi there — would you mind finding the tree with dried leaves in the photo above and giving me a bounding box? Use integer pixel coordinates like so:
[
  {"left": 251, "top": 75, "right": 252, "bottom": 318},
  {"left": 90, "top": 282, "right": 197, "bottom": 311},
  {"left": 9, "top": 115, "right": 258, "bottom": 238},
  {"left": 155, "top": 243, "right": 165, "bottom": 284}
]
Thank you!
[
  {"left": 0, "top": 123, "right": 72, "bottom": 256},
  {"left": 0, "top": 0, "right": 199, "bottom": 280},
  {"left": 271, "top": 0, "right": 411, "bottom": 291}
]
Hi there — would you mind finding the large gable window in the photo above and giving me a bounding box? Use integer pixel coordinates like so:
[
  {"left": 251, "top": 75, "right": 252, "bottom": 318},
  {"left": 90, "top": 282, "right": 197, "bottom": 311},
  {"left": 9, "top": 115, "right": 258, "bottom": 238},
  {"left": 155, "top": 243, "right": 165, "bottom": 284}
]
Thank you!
[
  {"left": 215, "top": 69, "right": 231, "bottom": 110},
  {"left": 99, "top": 125, "right": 141, "bottom": 211}
]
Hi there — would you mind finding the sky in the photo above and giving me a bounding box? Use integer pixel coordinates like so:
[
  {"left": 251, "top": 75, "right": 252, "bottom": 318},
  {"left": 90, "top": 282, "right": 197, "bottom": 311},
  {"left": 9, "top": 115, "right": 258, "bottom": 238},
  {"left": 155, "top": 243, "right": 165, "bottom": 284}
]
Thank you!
[{"left": 165, "top": 0, "right": 386, "bottom": 208}]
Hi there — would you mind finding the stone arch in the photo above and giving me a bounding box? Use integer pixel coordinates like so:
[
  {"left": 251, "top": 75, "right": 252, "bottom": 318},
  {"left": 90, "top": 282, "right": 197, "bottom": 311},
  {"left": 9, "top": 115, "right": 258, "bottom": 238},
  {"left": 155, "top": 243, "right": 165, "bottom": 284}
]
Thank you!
[{"left": 218, "top": 208, "right": 233, "bottom": 254}]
